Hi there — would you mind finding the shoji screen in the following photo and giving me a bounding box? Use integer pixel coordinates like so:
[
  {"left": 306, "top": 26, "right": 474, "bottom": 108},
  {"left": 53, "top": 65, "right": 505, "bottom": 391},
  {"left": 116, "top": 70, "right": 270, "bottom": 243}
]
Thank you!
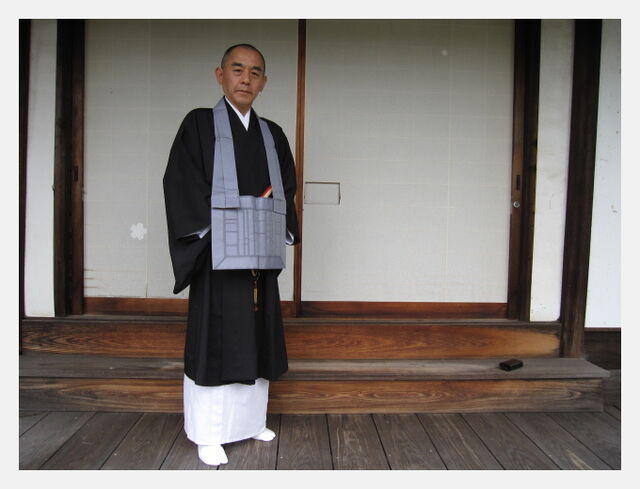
[
  {"left": 84, "top": 20, "right": 298, "bottom": 300},
  {"left": 302, "top": 20, "right": 514, "bottom": 302}
]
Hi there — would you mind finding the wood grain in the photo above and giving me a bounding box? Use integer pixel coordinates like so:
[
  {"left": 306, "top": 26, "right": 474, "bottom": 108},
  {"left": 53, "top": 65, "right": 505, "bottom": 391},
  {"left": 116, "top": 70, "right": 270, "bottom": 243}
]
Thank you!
[
  {"left": 505, "top": 412, "right": 611, "bottom": 469},
  {"left": 285, "top": 321, "right": 560, "bottom": 359},
  {"left": 219, "top": 413, "right": 281, "bottom": 470},
  {"left": 548, "top": 411, "right": 621, "bottom": 469},
  {"left": 279, "top": 357, "right": 609, "bottom": 381},
  {"left": 293, "top": 19, "right": 306, "bottom": 317},
  {"left": 20, "top": 316, "right": 561, "bottom": 359},
  {"left": 507, "top": 20, "right": 541, "bottom": 320},
  {"left": 462, "top": 413, "right": 558, "bottom": 469},
  {"left": 277, "top": 414, "right": 332, "bottom": 469},
  {"left": 20, "top": 376, "right": 604, "bottom": 414},
  {"left": 19, "top": 352, "right": 609, "bottom": 381},
  {"left": 19, "top": 411, "right": 47, "bottom": 436},
  {"left": 372, "top": 414, "right": 446, "bottom": 469},
  {"left": 327, "top": 414, "right": 388, "bottom": 469},
  {"left": 269, "top": 379, "right": 604, "bottom": 414},
  {"left": 604, "top": 404, "right": 620, "bottom": 421},
  {"left": 20, "top": 378, "right": 184, "bottom": 412},
  {"left": 417, "top": 413, "right": 503, "bottom": 469},
  {"left": 83, "top": 297, "right": 508, "bottom": 318},
  {"left": 41, "top": 412, "right": 141, "bottom": 469},
  {"left": 560, "top": 20, "right": 603, "bottom": 357},
  {"left": 161, "top": 430, "right": 217, "bottom": 470},
  {"left": 19, "top": 411, "right": 94, "bottom": 469},
  {"left": 101, "top": 413, "right": 182, "bottom": 469},
  {"left": 21, "top": 318, "right": 187, "bottom": 357},
  {"left": 301, "top": 301, "right": 507, "bottom": 318},
  {"left": 20, "top": 351, "right": 184, "bottom": 379},
  {"left": 84, "top": 297, "right": 189, "bottom": 315}
]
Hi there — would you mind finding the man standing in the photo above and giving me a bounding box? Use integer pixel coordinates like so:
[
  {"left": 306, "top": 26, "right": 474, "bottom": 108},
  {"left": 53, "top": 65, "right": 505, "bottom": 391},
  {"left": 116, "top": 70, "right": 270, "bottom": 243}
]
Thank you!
[{"left": 163, "top": 44, "right": 300, "bottom": 466}]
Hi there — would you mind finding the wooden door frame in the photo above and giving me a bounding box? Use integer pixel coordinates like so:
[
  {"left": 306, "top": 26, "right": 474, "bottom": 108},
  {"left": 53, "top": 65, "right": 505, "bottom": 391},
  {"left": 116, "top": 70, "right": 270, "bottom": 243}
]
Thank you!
[
  {"left": 19, "top": 19, "right": 31, "bottom": 352},
  {"left": 53, "top": 19, "right": 85, "bottom": 316},
  {"left": 506, "top": 20, "right": 541, "bottom": 320},
  {"left": 41, "top": 20, "right": 597, "bottom": 337}
]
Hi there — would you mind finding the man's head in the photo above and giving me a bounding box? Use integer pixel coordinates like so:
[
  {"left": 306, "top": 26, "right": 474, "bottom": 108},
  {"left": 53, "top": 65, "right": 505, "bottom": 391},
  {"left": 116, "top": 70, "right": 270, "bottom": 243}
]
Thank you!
[{"left": 215, "top": 44, "right": 267, "bottom": 115}]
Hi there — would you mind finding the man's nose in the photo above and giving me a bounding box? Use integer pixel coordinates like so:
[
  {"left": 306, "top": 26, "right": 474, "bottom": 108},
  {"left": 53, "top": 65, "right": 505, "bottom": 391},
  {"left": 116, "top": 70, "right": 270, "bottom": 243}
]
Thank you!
[{"left": 240, "top": 70, "right": 250, "bottom": 83}]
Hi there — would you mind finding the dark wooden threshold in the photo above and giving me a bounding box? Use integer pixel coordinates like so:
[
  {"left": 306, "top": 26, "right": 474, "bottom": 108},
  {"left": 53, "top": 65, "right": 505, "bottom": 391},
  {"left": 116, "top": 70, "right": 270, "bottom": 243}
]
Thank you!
[{"left": 84, "top": 297, "right": 506, "bottom": 319}]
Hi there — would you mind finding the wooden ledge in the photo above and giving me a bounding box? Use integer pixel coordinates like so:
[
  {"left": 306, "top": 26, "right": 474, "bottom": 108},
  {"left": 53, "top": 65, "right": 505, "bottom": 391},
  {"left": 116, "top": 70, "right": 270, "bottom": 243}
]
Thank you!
[
  {"left": 20, "top": 352, "right": 608, "bottom": 381},
  {"left": 281, "top": 358, "right": 610, "bottom": 381}
]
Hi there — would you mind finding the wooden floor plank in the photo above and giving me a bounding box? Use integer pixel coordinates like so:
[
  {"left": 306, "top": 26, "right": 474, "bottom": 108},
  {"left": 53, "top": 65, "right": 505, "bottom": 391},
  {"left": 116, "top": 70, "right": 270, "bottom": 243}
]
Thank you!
[
  {"left": 505, "top": 412, "right": 611, "bottom": 469},
  {"left": 19, "top": 411, "right": 48, "bottom": 436},
  {"left": 219, "top": 413, "right": 281, "bottom": 470},
  {"left": 462, "top": 413, "right": 558, "bottom": 469},
  {"left": 372, "top": 414, "right": 445, "bottom": 469},
  {"left": 19, "top": 411, "right": 94, "bottom": 469},
  {"left": 161, "top": 430, "right": 218, "bottom": 470},
  {"left": 548, "top": 412, "right": 621, "bottom": 469},
  {"left": 327, "top": 414, "right": 389, "bottom": 470},
  {"left": 101, "top": 413, "right": 182, "bottom": 469},
  {"left": 41, "top": 412, "right": 141, "bottom": 469},
  {"left": 604, "top": 404, "right": 621, "bottom": 421},
  {"left": 277, "top": 414, "right": 332, "bottom": 470},
  {"left": 417, "top": 413, "right": 503, "bottom": 469}
]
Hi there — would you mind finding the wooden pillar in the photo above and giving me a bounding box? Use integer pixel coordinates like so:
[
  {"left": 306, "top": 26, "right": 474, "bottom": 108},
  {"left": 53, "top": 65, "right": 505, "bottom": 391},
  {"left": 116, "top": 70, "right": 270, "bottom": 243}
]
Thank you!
[
  {"left": 560, "top": 20, "right": 603, "bottom": 357},
  {"left": 19, "top": 19, "right": 31, "bottom": 351},
  {"left": 293, "top": 19, "right": 306, "bottom": 317},
  {"left": 53, "top": 20, "right": 85, "bottom": 316}
]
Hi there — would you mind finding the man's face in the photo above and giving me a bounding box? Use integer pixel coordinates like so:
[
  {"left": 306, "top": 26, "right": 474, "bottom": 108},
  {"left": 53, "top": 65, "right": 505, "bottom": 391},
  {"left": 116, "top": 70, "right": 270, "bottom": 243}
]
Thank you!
[{"left": 215, "top": 47, "right": 267, "bottom": 115}]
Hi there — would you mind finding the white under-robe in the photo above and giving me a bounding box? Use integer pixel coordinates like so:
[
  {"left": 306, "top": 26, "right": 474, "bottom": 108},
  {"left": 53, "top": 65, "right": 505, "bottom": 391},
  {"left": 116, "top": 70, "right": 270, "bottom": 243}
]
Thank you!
[{"left": 183, "top": 374, "right": 270, "bottom": 446}]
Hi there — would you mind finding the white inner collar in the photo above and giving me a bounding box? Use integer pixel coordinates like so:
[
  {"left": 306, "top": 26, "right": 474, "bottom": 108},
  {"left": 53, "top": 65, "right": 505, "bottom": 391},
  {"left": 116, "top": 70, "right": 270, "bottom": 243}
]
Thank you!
[{"left": 224, "top": 96, "right": 251, "bottom": 130}]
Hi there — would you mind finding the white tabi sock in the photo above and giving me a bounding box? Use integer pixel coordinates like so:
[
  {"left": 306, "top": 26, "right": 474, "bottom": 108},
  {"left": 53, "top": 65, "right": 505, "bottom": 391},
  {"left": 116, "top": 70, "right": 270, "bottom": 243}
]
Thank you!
[
  {"left": 251, "top": 427, "right": 276, "bottom": 441},
  {"left": 197, "top": 444, "right": 228, "bottom": 466}
]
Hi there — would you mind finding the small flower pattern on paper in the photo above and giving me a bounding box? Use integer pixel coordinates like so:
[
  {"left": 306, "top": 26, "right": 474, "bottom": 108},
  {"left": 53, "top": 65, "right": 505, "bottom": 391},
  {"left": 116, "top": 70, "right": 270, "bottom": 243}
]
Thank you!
[{"left": 130, "top": 222, "right": 148, "bottom": 240}]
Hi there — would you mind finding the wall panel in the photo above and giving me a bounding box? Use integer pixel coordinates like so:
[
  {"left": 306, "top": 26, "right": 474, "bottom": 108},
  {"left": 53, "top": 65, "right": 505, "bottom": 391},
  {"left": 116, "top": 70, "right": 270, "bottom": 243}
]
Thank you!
[{"left": 83, "top": 20, "right": 299, "bottom": 300}]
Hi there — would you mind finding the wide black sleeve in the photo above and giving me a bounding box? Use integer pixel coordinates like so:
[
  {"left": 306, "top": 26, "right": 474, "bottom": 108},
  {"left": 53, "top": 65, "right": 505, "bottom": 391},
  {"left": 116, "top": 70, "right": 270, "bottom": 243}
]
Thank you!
[
  {"left": 268, "top": 120, "right": 301, "bottom": 245},
  {"left": 162, "top": 109, "right": 212, "bottom": 294}
]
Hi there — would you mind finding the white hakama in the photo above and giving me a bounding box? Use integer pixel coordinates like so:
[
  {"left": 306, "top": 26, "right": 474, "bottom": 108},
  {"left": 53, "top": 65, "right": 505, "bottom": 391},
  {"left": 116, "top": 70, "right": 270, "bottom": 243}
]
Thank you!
[{"left": 183, "top": 374, "right": 270, "bottom": 445}]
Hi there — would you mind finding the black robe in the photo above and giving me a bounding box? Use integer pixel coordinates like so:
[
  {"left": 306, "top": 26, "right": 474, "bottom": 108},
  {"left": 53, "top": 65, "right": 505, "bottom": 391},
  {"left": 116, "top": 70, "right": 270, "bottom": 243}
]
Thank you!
[{"left": 163, "top": 100, "right": 300, "bottom": 387}]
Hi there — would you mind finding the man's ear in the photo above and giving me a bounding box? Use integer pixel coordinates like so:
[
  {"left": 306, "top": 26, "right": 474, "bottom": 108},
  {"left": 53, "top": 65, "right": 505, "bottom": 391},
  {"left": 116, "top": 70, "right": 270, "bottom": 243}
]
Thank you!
[{"left": 214, "top": 66, "right": 223, "bottom": 84}]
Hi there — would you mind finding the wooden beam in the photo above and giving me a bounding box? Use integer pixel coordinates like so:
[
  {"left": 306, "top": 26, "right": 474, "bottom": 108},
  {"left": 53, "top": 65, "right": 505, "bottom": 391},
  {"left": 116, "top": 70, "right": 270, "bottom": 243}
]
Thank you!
[
  {"left": 560, "top": 20, "right": 603, "bottom": 357},
  {"left": 53, "top": 20, "right": 85, "bottom": 316},
  {"left": 19, "top": 19, "right": 31, "bottom": 350},
  {"left": 300, "top": 301, "right": 507, "bottom": 318},
  {"left": 507, "top": 20, "right": 541, "bottom": 320},
  {"left": 20, "top": 316, "right": 561, "bottom": 359},
  {"left": 69, "top": 20, "right": 85, "bottom": 315},
  {"left": 19, "top": 377, "right": 604, "bottom": 413},
  {"left": 83, "top": 296, "right": 505, "bottom": 318},
  {"left": 293, "top": 19, "right": 306, "bottom": 317}
]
